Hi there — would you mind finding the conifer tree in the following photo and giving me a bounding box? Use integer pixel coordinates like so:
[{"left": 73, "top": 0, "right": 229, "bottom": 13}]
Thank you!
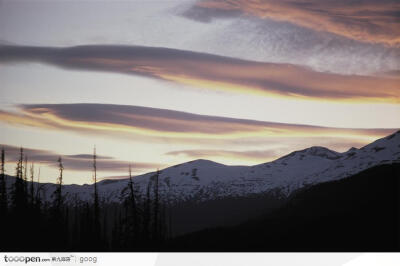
[
  {"left": 29, "top": 163, "right": 34, "bottom": 206},
  {"left": 54, "top": 157, "right": 64, "bottom": 209},
  {"left": 0, "top": 148, "right": 7, "bottom": 214},
  {"left": 10, "top": 148, "right": 27, "bottom": 249},
  {"left": 23, "top": 155, "right": 27, "bottom": 181},
  {"left": 23, "top": 155, "right": 28, "bottom": 198},
  {"left": 12, "top": 147, "right": 26, "bottom": 211},
  {"left": 0, "top": 148, "right": 7, "bottom": 250},
  {"left": 50, "top": 156, "right": 65, "bottom": 249},
  {"left": 93, "top": 146, "right": 101, "bottom": 247}
]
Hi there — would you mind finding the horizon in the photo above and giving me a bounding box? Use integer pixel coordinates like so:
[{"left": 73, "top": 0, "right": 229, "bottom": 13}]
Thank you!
[
  {"left": 2, "top": 129, "right": 399, "bottom": 186},
  {"left": 1, "top": 0, "right": 399, "bottom": 185}
]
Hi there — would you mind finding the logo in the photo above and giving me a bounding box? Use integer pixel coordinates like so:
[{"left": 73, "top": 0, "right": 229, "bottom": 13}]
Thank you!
[{"left": 4, "top": 255, "right": 41, "bottom": 264}]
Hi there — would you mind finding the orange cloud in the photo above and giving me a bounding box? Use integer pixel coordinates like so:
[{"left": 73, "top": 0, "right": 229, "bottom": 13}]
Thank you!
[
  {"left": 194, "top": 0, "right": 400, "bottom": 46},
  {"left": 1, "top": 45, "right": 399, "bottom": 103},
  {"left": 2, "top": 104, "right": 398, "bottom": 166},
  {"left": 0, "top": 104, "right": 396, "bottom": 144}
]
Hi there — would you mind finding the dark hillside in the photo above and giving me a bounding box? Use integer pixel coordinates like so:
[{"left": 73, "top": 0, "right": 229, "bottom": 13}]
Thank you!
[{"left": 169, "top": 163, "right": 400, "bottom": 251}]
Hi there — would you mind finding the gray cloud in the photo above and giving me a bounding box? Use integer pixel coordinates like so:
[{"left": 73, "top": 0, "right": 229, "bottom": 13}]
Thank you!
[
  {"left": 0, "top": 103, "right": 396, "bottom": 148},
  {"left": 166, "top": 149, "right": 279, "bottom": 160},
  {"left": 185, "top": 0, "right": 400, "bottom": 46},
  {"left": 181, "top": 5, "right": 242, "bottom": 23},
  {"left": 16, "top": 104, "right": 400, "bottom": 136},
  {"left": 0, "top": 144, "right": 162, "bottom": 173},
  {"left": 0, "top": 44, "right": 399, "bottom": 101}
]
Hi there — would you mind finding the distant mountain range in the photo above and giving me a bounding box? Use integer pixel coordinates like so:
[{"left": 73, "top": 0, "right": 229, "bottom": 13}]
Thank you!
[
  {"left": 6, "top": 130, "right": 398, "bottom": 202},
  {"left": 4, "top": 130, "right": 400, "bottom": 236}
]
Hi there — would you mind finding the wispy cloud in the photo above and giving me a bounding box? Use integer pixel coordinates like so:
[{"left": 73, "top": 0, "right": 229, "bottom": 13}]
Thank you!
[
  {"left": 1, "top": 104, "right": 397, "bottom": 167},
  {"left": 0, "top": 45, "right": 399, "bottom": 102},
  {"left": 166, "top": 149, "right": 280, "bottom": 162},
  {"left": 0, "top": 104, "right": 396, "bottom": 143},
  {"left": 0, "top": 144, "right": 163, "bottom": 173},
  {"left": 165, "top": 136, "right": 371, "bottom": 162},
  {"left": 187, "top": 0, "right": 400, "bottom": 46}
]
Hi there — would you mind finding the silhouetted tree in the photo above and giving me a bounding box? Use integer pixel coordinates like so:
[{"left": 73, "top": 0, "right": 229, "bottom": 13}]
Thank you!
[
  {"left": 8, "top": 148, "right": 29, "bottom": 250},
  {"left": 23, "top": 156, "right": 27, "bottom": 179},
  {"left": 50, "top": 156, "right": 66, "bottom": 249},
  {"left": 29, "top": 163, "right": 34, "bottom": 206},
  {"left": 0, "top": 148, "right": 7, "bottom": 250},
  {"left": 92, "top": 147, "right": 101, "bottom": 248},
  {"left": 53, "top": 157, "right": 64, "bottom": 209},
  {"left": 23, "top": 155, "right": 28, "bottom": 191},
  {"left": 0, "top": 148, "right": 7, "bottom": 214},
  {"left": 12, "top": 148, "right": 27, "bottom": 211}
]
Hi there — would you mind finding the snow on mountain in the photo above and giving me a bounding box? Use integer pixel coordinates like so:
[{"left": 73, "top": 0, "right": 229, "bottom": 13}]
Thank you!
[{"left": 6, "top": 130, "right": 400, "bottom": 205}]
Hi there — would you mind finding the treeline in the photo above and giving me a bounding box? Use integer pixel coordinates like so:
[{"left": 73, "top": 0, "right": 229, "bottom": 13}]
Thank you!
[{"left": 0, "top": 147, "right": 169, "bottom": 251}]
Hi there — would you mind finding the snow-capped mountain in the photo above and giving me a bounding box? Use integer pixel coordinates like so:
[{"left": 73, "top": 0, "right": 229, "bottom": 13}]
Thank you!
[{"left": 6, "top": 130, "right": 400, "bottom": 205}]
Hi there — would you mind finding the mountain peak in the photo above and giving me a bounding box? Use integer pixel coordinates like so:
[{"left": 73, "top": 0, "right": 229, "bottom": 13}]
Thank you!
[
  {"left": 164, "top": 159, "right": 225, "bottom": 172},
  {"left": 187, "top": 159, "right": 220, "bottom": 164},
  {"left": 279, "top": 146, "right": 341, "bottom": 161},
  {"left": 301, "top": 146, "right": 341, "bottom": 159}
]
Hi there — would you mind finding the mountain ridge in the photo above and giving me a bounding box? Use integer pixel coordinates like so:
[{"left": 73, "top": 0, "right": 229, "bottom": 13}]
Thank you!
[{"left": 4, "top": 130, "right": 400, "bottom": 205}]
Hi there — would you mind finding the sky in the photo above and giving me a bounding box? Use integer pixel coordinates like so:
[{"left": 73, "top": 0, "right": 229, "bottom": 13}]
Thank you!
[{"left": 0, "top": 0, "right": 399, "bottom": 184}]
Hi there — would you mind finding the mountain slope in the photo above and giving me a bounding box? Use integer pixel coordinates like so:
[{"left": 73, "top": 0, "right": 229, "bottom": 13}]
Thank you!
[
  {"left": 90, "top": 130, "right": 400, "bottom": 203},
  {"left": 5, "top": 130, "right": 400, "bottom": 205},
  {"left": 169, "top": 163, "right": 400, "bottom": 251}
]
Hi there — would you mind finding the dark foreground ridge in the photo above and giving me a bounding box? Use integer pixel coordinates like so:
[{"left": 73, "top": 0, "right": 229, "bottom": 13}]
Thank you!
[
  {"left": 0, "top": 143, "right": 399, "bottom": 251},
  {"left": 167, "top": 163, "right": 400, "bottom": 252}
]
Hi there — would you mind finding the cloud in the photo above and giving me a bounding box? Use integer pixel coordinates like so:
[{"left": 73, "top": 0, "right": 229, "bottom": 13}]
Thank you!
[
  {"left": 0, "top": 44, "right": 399, "bottom": 102},
  {"left": 165, "top": 136, "right": 370, "bottom": 162},
  {"left": 0, "top": 144, "right": 163, "bottom": 173},
  {"left": 181, "top": 4, "right": 243, "bottom": 23},
  {"left": 187, "top": 0, "right": 400, "bottom": 46},
  {"left": 0, "top": 104, "right": 396, "bottom": 143},
  {"left": 1, "top": 104, "right": 396, "bottom": 167},
  {"left": 166, "top": 149, "right": 279, "bottom": 162}
]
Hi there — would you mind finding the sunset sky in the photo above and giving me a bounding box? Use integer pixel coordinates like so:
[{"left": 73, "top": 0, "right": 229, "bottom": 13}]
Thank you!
[{"left": 0, "top": 0, "right": 399, "bottom": 184}]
